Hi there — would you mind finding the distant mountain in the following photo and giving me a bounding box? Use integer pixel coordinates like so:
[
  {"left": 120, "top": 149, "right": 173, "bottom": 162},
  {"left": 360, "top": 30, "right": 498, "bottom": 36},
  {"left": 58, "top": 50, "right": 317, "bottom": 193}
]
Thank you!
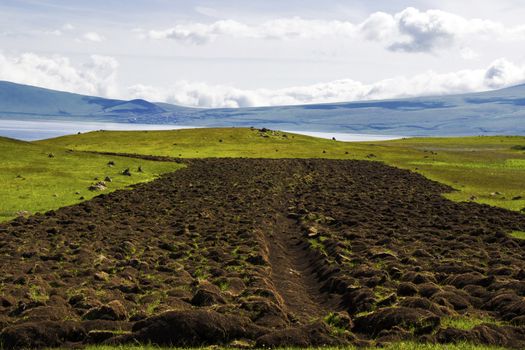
[
  {"left": 1, "top": 80, "right": 524, "bottom": 136},
  {"left": 0, "top": 81, "right": 178, "bottom": 121}
]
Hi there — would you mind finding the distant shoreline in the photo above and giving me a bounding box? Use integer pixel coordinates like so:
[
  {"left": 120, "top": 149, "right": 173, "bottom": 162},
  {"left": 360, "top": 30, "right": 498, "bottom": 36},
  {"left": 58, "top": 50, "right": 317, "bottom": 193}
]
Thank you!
[{"left": 0, "top": 119, "right": 404, "bottom": 142}]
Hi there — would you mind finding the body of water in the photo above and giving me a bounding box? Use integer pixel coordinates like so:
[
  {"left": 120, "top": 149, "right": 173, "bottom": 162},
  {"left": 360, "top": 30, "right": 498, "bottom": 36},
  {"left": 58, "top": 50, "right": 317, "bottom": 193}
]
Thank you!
[{"left": 0, "top": 119, "right": 404, "bottom": 142}]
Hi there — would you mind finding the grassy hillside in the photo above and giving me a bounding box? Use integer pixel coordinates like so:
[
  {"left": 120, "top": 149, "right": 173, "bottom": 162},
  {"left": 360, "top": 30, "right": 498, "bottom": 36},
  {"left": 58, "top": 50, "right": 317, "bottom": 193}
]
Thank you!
[
  {"left": 0, "top": 137, "right": 182, "bottom": 221},
  {"left": 83, "top": 343, "right": 509, "bottom": 350},
  {"left": 38, "top": 128, "right": 525, "bottom": 212}
]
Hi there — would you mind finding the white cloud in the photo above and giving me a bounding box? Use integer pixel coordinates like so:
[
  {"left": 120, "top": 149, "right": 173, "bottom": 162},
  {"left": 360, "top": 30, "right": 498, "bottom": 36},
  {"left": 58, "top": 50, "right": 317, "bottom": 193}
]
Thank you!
[
  {"left": 43, "top": 29, "right": 63, "bottom": 36},
  {"left": 0, "top": 52, "right": 119, "bottom": 97},
  {"left": 145, "top": 18, "right": 356, "bottom": 44},
  {"left": 359, "top": 12, "right": 396, "bottom": 41},
  {"left": 2, "top": 52, "right": 524, "bottom": 109},
  {"left": 459, "top": 47, "right": 479, "bottom": 60},
  {"left": 82, "top": 31, "right": 105, "bottom": 42},
  {"left": 370, "top": 7, "right": 513, "bottom": 53},
  {"left": 145, "top": 8, "right": 525, "bottom": 54},
  {"left": 127, "top": 58, "right": 525, "bottom": 108}
]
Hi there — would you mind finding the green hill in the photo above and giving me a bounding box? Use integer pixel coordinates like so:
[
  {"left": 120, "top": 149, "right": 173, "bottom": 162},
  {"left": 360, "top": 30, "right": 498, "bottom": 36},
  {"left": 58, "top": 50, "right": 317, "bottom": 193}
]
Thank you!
[
  {"left": 0, "top": 136, "right": 182, "bottom": 221},
  {"left": 38, "top": 128, "right": 525, "bottom": 212}
]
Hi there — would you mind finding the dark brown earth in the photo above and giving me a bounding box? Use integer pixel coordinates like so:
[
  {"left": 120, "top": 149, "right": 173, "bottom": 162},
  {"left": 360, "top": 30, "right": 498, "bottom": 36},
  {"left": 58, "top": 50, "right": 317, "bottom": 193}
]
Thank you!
[{"left": 1, "top": 158, "right": 525, "bottom": 348}]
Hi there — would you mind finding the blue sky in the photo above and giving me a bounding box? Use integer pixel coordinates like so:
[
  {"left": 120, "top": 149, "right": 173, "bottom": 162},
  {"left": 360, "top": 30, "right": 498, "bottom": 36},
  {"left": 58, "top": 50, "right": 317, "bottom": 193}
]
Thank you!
[{"left": 1, "top": 0, "right": 525, "bottom": 107}]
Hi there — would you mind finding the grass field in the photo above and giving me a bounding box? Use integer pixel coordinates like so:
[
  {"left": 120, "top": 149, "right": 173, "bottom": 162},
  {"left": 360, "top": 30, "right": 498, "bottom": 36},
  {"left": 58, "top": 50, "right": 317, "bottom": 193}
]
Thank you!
[
  {"left": 77, "top": 342, "right": 510, "bottom": 350},
  {"left": 2, "top": 129, "right": 524, "bottom": 349},
  {"left": 37, "top": 128, "right": 525, "bottom": 213},
  {"left": 0, "top": 136, "right": 182, "bottom": 222}
]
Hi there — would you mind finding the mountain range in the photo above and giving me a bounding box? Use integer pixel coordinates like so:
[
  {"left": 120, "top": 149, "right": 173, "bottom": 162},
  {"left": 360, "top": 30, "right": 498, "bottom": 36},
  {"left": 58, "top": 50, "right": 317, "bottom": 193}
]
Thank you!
[{"left": 1, "top": 80, "right": 524, "bottom": 136}]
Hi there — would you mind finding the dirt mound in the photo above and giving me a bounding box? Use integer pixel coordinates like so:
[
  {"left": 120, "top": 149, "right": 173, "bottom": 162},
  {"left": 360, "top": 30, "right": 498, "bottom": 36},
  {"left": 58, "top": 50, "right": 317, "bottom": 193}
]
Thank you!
[
  {"left": 110, "top": 310, "right": 265, "bottom": 346},
  {"left": 436, "top": 324, "right": 525, "bottom": 348},
  {"left": 0, "top": 321, "right": 85, "bottom": 349},
  {"left": 1, "top": 158, "right": 525, "bottom": 348},
  {"left": 255, "top": 321, "right": 347, "bottom": 347}
]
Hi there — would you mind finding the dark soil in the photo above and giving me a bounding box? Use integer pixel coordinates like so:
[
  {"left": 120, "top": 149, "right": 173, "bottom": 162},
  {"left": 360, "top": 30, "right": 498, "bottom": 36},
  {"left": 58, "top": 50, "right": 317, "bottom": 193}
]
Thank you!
[{"left": 1, "top": 159, "right": 525, "bottom": 348}]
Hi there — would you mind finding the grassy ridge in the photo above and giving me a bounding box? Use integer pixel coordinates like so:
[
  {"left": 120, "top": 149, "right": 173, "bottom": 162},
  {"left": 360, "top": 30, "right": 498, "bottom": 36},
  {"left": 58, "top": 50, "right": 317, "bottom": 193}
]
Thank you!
[
  {"left": 38, "top": 128, "right": 525, "bottom": 212},
  {"left": 0, "top": 137, "right": 182, "bottom": 221},
  {"left": 81, "top": 343, "right": 509, "bottom": 350}
]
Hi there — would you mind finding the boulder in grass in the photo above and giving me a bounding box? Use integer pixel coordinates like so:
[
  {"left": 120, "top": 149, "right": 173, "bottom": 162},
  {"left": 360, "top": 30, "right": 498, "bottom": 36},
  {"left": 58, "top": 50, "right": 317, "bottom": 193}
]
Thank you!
[{"left": 88, "top": 181, "right": 107, "bottom": 191}]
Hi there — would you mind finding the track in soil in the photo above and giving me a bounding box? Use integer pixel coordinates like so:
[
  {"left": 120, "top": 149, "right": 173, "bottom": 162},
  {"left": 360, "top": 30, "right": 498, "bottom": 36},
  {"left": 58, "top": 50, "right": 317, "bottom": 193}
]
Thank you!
[
  {"left": 1, "top": 158, "right": 525, "bottom": 349},
  {"left": 267, "top": 214, "right": 341, "bottom": 323}
]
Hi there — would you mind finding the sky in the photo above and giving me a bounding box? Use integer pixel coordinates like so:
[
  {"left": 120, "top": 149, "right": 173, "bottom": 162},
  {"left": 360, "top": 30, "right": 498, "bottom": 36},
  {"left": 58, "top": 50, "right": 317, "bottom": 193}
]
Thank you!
[{"left": 1, "top": 0, "right": 525, "bottom": 107}]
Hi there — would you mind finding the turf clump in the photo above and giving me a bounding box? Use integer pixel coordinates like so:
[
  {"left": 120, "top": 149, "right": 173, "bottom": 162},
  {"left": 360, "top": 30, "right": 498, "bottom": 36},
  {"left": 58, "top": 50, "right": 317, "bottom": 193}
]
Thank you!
[{"left": 1, "top": 159, "right": 525, "bottom": 349}]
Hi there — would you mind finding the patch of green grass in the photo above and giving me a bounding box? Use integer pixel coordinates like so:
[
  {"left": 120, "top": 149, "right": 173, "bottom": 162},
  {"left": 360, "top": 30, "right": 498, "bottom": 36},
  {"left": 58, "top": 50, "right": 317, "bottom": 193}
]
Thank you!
[
  {"left": 78, "top": 342, "right": 511, "bottom": 350},
  {"left": 509, "top": 231, "right": 525, "bottom": 240},
  {"left": 38, "top": 129, "right": 525, "bottom": 213},
  {"left": 28, "top": 284, "right": 49, "bottom": 303},
  {"left": 0, "top": 137, "right": 183, "bottom": 222},
  {"left": 442, "top": 316, "right": 503, "bottom": 330}
]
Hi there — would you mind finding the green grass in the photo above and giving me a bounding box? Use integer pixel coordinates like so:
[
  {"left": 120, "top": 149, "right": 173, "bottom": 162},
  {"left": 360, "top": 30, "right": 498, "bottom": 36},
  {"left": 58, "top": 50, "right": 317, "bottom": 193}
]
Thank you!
[
  {"left": 509, "top": 231, "right": 525, "bottom": 240},
  {"left": 72, "top": 342, "right": 511, "bottom": 350},
  {"left": 0, "top": 136, "right": 182, "bottom": 222},
  {"left": 37, "top": 128, "right": 525, "bottom": 212},
  {"left": 441, "top": 316, "right": 503, "bottom": 330}
]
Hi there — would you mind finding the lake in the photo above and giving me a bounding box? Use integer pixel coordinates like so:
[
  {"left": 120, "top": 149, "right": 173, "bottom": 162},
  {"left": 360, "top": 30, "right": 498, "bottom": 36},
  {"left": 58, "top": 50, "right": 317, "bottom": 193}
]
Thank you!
[{"left": 0, "top": 119, "right": 403, "bottom": 142}]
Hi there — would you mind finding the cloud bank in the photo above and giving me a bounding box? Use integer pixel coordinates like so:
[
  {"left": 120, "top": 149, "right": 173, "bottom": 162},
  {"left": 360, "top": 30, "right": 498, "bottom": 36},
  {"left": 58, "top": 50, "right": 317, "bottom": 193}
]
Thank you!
[
  {"left": 82, "top": 32, "right": 105, "bottom": 42},
  {"left": 128, "top": 58, "right": 525, "bottom": 108},
  {"left": 1, "top": 52, "right": 524, "bottom": 108},
  {"left": 0, "top": 53, "right": 118, "bottom": 97},
  {"left": 145, "top": 7, "right": 525, "bottom": 53}
]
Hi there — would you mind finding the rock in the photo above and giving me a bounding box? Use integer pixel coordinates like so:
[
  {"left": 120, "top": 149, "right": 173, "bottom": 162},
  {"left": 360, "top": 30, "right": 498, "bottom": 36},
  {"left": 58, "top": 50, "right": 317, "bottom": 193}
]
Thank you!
[
  {"left": 122, "top": 168, "right": 131, "bottom": 176},
  {"left": 306, "top": 226, "right": 319, "bottom": 238},
  {"left": 104, "top": 176, "right": 112, "bottom": 182},
  {"left": 107, "top": 161, "right": 115, "bottom": 167},
  {"left": 0, "top": 321, "right": 86, "bottom": 349},
  {"left": 88, "top": 181, "right": 107, "bottom": 191},
  {"left": 82, "top": 300, "right": 128, "bottom": 321}
]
